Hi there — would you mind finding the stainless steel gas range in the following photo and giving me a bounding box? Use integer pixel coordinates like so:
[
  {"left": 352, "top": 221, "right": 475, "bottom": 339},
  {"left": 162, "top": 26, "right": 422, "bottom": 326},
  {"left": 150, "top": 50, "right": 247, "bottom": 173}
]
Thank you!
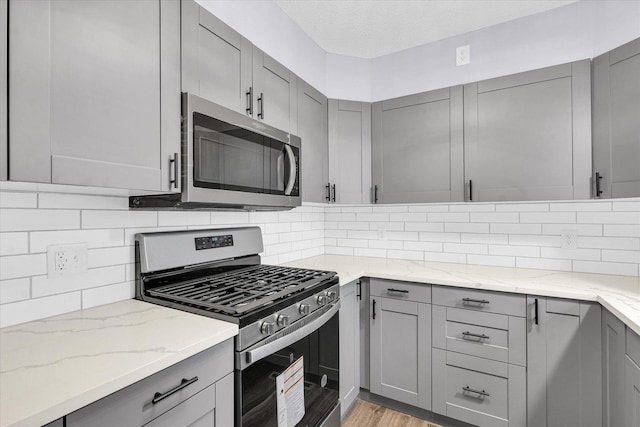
[{"left": 135, "top": 227, "right": 341, "bottom": 427}]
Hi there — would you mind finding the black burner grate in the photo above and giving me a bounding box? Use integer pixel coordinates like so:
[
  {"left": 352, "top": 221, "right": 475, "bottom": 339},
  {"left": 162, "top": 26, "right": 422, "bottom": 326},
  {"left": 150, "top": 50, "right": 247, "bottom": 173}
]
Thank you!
[{"left": 146, "top": 265, "right": 335, "bottom": 315}]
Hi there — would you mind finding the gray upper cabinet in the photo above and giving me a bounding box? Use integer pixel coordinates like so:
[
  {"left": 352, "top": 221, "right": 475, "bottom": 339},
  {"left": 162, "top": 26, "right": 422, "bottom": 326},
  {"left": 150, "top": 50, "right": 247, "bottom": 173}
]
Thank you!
[
  {"left": 0, "top": 0, "right": 6, "bottom": 181},
  {"left": 371, "top": 87, "right": 464, "bottom": 204},
  {"left": 9, "top": 0, "right": 180, "bottom": 191},
  {"left": 527, "top": 296, "right": 602, "bottom": 427},
  {"left": 298, "top": 80, "right": 329, "bottom": 203},
  {"left": 602, "top": 309, "right": 625, "bottom": 427},
  {"left": 328, "top": 100, "right": 372, "bottom": 204},
  {"left": 593, "top": 38, "right": 640, "bottom": 199},
  {"left": 253, "top": 47, "right": 298, "bottom": 134},
  {"left": 464, "top": 61, "right": 592, "bottom": 202},
  {"left": 182, "top": 0, "right": 252, "bottom": 116}
]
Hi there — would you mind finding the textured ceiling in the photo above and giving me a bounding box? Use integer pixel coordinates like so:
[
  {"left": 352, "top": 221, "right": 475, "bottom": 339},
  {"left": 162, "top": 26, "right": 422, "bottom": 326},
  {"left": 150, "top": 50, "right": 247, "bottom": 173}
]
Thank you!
[{"left": 273, "top": 0, "right": 578, "bottom": 59}]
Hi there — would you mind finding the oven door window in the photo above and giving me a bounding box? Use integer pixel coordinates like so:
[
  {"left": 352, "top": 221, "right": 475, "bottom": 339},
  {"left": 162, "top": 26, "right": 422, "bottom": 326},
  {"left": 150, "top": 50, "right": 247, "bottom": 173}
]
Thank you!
[
  {"left": 193, "top": 112, "right": 270, "bottom": 193},
  {"left": 239, "top": 313, "right": 339, "bottom": 427}
]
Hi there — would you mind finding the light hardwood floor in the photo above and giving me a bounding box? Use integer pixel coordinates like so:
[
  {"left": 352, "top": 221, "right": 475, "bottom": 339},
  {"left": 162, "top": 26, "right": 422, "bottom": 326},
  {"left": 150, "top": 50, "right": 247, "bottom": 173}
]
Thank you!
[{"left": 342, "top": 399, "right": 444, "bottom": 427}]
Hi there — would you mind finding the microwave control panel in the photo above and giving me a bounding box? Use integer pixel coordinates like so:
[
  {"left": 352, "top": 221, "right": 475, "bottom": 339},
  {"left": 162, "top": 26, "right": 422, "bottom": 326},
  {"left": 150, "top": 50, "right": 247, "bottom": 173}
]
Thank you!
[{"left": 195, "top": 235, "right": 234, "bottom": 250}]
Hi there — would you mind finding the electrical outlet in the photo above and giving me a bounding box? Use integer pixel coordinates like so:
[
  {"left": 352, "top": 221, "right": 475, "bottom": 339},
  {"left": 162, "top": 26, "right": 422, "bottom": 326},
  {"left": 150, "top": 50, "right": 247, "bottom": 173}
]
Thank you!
[
  {"left": 456, "top": 45, "right": 470, "bottom": 66},
  {"left": 377, "top": 227, "right": 387, "bottom": 240},
  {"left": 47, "top": 244, "right": 88, "bottom": 278},
  {"left": 560, "top": 230, "right": 578, "bottom": 249}
]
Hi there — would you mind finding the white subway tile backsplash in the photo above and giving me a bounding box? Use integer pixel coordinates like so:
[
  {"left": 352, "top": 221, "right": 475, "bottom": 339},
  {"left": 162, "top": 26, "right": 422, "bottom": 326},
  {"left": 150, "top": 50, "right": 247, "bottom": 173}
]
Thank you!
[
  {"left": 549, "top": 202, "right": 612, "bottom": 212},
  {"left": 408, "top": 205, "right": 449, "bottom": 212},
  {"left": 470, "top": 212, "right": 519, "bottom": 223},
  {"left": 39, "top": 193, "right": 128, "bottom": 210},
  {"left": 1, "top": 209, "right": 80, "bottom": 231},
  {"left": 404, "top": 241, "right": 443, "bottom": 252},
  {"left": 0, "top": 192, "right": 38, "bottom": 208},
  {"left": 372, "top": 206, "right": 409, "bottom": 213},
  {"left": 579, "top": 237, "right": 640, "bottom": 250},
  {"left": 88, "top": 247, "right": 134, "bottom": 268},
  {"left": 158, "top": 211, "right": 210, "bottom": 226},
  {"left": 444, "top": 243, "right": 488, "bottom": 255},
  {"left": 602, "top": 250, "right": 640, "bottom": 264},
  {"left": 428, "top": 212, "right": 469, "bottom": 222},
  {"left": 326, "top": 246, "right": 354, "bottom": 256},
  {"left": 467, "top": 254, "right": 515, "bottom": 267},
  {"left": 326, "top": 213, "right": 356, "bottom": 222},
  {"left": 542, "top": 224, "right": 603, "bottom": 236},
  {"left": 419, "top": 232, "right": 461, "bottom": 243},
  {"left": 387, "top": 250, "right": 423, "bottom": 261},
  {"left": 495, "top": 203, "right": 549, "bottom": 212},
  {"left": 604, "top": 225, "right": 640, "bottom": 238},
  {"left": 340, "top": 206, "right": 373, "bottom": 213},
  {"left": 490, "top": 223, "right": 542, "bottom": 235},
  {"left": 369, "top": 240, "right": 404, "bottom": 250},
  {"left": 123, "top": 227, "right": 184, "bottom": 246},
  {"left": 520, "top": 212, "right": 576, "bottom": 224},
  {"left": 347, "top": 230, "right": 377, "bottom": 240},
  {"left": 0, "top": 278, "right": 31, "bottom": 304},
  {"left": 357, "top": 213, "right": 389, "bottom": 222},
  {"left": 509, "top": 235, "right": 558, "bottom": 247},
  {"left": 354, "top": 248, "right": 387, "bottom": 258},
  {"left": 405, "top": 222, "right": 444, "bottom": 232},
  {"left": 462, "top": 234, "right": 509, "bottom": 245},
  {"left": 489, "top": 245, "right": 540, "bottom": 257},
  {"left": 0, "top": 253, "right": 47, "bottom": 280},
  {"left": 578, "top": 212, "right": 640, "bottom": 224},
  {"left": 338, "top": 221, "right": 370, "bottom": 230},
  {"left": 613, "top": 201, "right": 640, "bottom": 211},
  {"left": 424, "top": 252, "right": 467, "bottom": 264},
  {"left": 279, "top": 232, "right": 303, "bottom": 243},
  {"left": 0, "top": 232, "right": 29, "bottom": 256},
  {"left": 325, "top": 230, "right": 348, "bottom": 239},
  {"left": 266, "top": 222, "right": 292, "bottom": 234},
  {"left": 249, "top": 212, "right": 280, "bottom": 223},
  {"left": 516, "top": 257, "right": 572, "bottom": 271},
  {"left": 386, "top": 231, "right": 419, "bottom": 241},
  {"left": 82, "top": 281, "right": 134, "bottom": 309},
  {"left": 573, "top": 261, "right": 639, "bottom": 277},
  {"left": 449, "top": 204, "right": 495, "bottom": 212},
  {"left": 390, "top": 212, "right": 427, "bottom": 222},
  {"left": 30, "top": 229, "right": 124, "bottom": 253},
  {"left": 370, "top": 221, "right": 405, "bottom": 231},
  {"left": 540, "top": 247, "right": 601, "bottom": 261},
  {"left": 279, "top": 212, "right": 302, "bottom": 223},
  {"left": 210, "top": 212, "right": 250, "bottom": 224},
  {"left": 338, "top": 239, "right": 368, "bottom": 248},
  {"left": 291, "top": 240, "right": 312, "bottom": 251},
  {"left": 265, "top": 242, "right": 292, "bottom": 256},
  {"left": 0, "top": 292, "right": 81, "bottom": 328},
  {"left": 444, "top": 223, "right": 490, "bottom": 233},
  {"left": 82, "top": 210, "right": 156, "bottom": 229},
  {"left": 32, "top": 266, "right": 125, "bottom": 297}
]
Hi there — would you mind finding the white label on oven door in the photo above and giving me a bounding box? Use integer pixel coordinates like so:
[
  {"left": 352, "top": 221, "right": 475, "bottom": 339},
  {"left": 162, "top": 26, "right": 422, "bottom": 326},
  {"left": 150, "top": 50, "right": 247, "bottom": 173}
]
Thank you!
[{"left": 276, "top": 356, "right": 305, "bottom": 427}]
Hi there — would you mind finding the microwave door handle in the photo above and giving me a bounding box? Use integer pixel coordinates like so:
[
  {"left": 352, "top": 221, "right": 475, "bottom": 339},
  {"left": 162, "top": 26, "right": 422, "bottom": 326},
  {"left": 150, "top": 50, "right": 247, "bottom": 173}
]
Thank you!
[{"left": 284, "top": 144, "right": 297, "bottom": 196}]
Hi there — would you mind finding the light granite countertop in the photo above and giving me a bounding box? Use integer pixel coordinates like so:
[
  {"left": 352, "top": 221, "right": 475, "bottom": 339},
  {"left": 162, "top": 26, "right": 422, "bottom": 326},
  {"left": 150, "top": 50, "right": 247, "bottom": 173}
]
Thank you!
[
  {"left": 0, "top": 299, "right": 238, "bottom": 427},
  {"left": 284, "top": 255, "right": 640, "bottom": 335}
]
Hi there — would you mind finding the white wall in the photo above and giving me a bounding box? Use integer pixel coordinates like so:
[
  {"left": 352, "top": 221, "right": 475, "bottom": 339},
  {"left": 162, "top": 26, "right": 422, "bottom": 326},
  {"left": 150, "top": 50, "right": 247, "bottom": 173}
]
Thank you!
[{"left": 196, "top": 0, "right": 640, "bottom": 102}]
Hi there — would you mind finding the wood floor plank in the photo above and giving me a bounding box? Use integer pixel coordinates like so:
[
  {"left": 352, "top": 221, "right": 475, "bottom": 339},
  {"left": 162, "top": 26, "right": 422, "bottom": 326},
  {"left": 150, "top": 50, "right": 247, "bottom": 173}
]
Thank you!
[{"left": 343, "top": 399, "right": 444, "bottom": 427}]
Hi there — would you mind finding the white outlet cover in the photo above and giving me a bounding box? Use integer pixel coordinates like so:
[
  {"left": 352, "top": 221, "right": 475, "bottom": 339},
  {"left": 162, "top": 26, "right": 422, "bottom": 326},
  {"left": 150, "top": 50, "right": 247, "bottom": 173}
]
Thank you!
[
  {"left": 456, "top": 45, "right": 470, "bottom": 66},
  {"left": 560, "top": 230, "right": 578, "bottom": 250},
  {"left": 47, "top": 243, "right": 88, "bottom": 278}
]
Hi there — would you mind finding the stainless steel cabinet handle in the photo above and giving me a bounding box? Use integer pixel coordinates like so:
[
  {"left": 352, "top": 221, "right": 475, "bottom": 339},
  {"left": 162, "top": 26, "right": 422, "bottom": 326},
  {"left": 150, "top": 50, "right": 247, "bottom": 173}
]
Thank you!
[
  {"left": 462, "top": 331, "right": 490, "bottom": 340},
  {"left": 326, "top": 183, "right": 331, "bottom": 202},
  {"left": 534, "top": 298, "right": 539, "bottom": 325},
  {"left": 374, "top": 185, "right": 378, "bottom": 203},
  {"left": 152, "top": 376, "right": 198, "bottom": 404},
  {"left": 258, "top": 92, "right": 264, "bottom": 119},
  {"left": 246, "top": 87, "right": 253, "bottom": 116},
  {"left": 372, "top": 299, "right": 377, "bottom": 320},
  {"left": 387, "top": 288, "right": 409, "bottom": 294},
  {"left": 356, "top": 280, "right": 362, "bottom": 301},
  {"left": 462, "top": 298, "right": 489, "bottom": 305},
  {"left": 462, "top": 386, "right": 489, "bottom": 397},
  {"left": 595, "top": 172, "right": 603, "bottom": 198},
  {"left": 469, "top": 180, "right": 473, "bottom": 202},
  {"left": 331, "top": 184, "right": 336, "bottom": 202},
  {"left": 169, "top": 153, "right": 178, "bottom": 189}
]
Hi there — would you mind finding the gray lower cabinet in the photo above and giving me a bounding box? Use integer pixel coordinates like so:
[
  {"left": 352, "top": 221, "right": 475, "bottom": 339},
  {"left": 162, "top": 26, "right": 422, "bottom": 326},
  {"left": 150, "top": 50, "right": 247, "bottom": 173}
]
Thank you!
[
  {"left": 369, "top": 279, "right": 431, "bottom": 410},
  {"left": 464, "top": 60, "right": 592, "bottom": 202},
  {"left": 627, "top": 328, "right": 640, "bottom": 426},
  {"left": 339, "top": 280, "right": 360, "bottom": 418},
  {"left": 9, "top": 0, "right": 181, "bottom": 191},
  {"left": 66, "top": 339, "right": 233, "bottom": 427},
  {"left": 371, "top": 87, "right": 464, "bottom": 203},
  {"left": 298, "top": 81, "right": 329, "bottom": 203},
  {"left": 0, "top": 0, "right": 6, "bottom": 181},
  {"left": 602, "top": 308, "right": 626, "bottom": 427},
  {"left": 526, "top": 297, "right": 602, "bottom": 427},
  {"left": 592, "top": 37, "right": 640, "bottom": 199},
  {"left": 328, "top": 100, "right": 372, "bottom": 204},
  {"left": 181, "top": 0, "right": 252, "bottom": 116},
  {"left": 253, "top": 47, "right": 298, "bottom": 134},
  {"left": 43, "top": 419, "right": 63, "bottom": 427}
]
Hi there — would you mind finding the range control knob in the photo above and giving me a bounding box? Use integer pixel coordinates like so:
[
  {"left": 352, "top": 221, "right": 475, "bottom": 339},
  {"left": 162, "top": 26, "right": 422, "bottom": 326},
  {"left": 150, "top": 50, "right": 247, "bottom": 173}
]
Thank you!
[
  {"left": 316, "top": 295, "right": 328, "bottom": 306},
  {"left": 299, "top": 304, "right": 310, "bottom": 315},
  {"left": 260, "top": 321, "right": 275, "bottom": 335},
  {"left": 326, "top": 291, "right": 338, "bottom": 302},
  {"left": 277, "top": 315, "right": 290, "bottom": 327}
]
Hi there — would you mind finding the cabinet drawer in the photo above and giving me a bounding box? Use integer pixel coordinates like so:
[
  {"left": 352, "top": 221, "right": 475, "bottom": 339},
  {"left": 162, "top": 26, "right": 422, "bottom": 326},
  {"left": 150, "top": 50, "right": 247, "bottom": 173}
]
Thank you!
[
  {"left": 432, "top": 286, "right": 526, "bottom": 317},
  {"left": 432, "top": 306, "right": 527, "bottom": 366},
  {"left": 67, "top": 339, "right": 233, "bottom": 427},
  {"left": 369, "top": 278, "right": 431, "bottom": 303},
  {"left": 433, "top": 349, "right": 526, "bottom": 427}
]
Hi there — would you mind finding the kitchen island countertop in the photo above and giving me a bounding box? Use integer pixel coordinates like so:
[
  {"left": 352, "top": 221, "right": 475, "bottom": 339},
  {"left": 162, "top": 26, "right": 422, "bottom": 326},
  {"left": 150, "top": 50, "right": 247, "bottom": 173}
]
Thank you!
[
  {"left": 0, "top": 299, "right": 238, "bottom": 427},
  {"left": 285, "top": 254, "right": 640, "bottom": 335}
]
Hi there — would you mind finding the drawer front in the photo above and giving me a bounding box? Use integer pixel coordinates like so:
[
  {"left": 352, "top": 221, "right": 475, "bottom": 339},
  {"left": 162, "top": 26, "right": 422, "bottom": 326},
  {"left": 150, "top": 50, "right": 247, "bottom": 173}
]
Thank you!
[
  {"left": 67, "top": 339, "right": 234, "bottom": 427},
  {"left": 370, "top": 278, "right": 431, "bottom": 303},
  {"left": 143, "top": 382, "right": 216, "bottom": 427},
  {"left": 433, "top": 286, "right": 526, "bottom": 317},
  {"left": 433, "top": 349, "right": 526, "bottom": 427},
  {"left": 433, "top": 306, "right": 527, "bottom": 366}
]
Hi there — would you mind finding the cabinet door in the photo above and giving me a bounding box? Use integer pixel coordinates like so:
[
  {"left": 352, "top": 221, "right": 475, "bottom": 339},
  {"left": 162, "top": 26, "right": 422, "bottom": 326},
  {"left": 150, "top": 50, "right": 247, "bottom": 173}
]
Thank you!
[
  {"left": 370, "top": 296, "right": 430, "bottom": 409},
  {"left": 371, "top": 87, "right": 464, "bottom": 203},
  {"left": 9, "top": 0, "right": 180, "bottom": 191},
  {"left": 527, "top": 297, "right": 602, "bottom": 427},
  {"left": 593, "top": 38, "right": 640, "bottom": 199},
  {"left": 328, "top": 100, "right": 372, "bottom": 204},
  {"left": 298, "top": 80, "right": 328, "bottom": 203},
  {"left": 0, "top": 0, "right": 6, "bottom": 181},
  {"left": 339, "top": 281, "right": 360, "bottom": 417},
  {"left": 181, "top": 0, "right": 252, "bottom": 116},
  {"left": 253, "top": 47, "right": 297, "bottom": 133},
  {"left": 464, "top": 61, "right": 591, "bottom": 202},
  {"left": 627, "top": 355, "right": 640, "bottom": 427},
  {"left": 603, "top": 309, "right": 626, "bottom": 427}
]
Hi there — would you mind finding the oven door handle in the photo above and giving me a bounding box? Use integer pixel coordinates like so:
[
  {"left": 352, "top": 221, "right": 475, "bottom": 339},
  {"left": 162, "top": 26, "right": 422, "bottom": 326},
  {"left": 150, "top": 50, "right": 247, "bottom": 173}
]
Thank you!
[{"left": 240, "top": 301, "right": 340, "bottom": 370}]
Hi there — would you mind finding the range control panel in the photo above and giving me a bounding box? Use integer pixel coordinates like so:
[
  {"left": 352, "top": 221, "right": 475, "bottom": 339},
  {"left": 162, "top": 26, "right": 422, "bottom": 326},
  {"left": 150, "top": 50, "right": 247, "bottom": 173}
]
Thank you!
[{"left": 195, "top": 235, "right": 234, "bottom": 250}]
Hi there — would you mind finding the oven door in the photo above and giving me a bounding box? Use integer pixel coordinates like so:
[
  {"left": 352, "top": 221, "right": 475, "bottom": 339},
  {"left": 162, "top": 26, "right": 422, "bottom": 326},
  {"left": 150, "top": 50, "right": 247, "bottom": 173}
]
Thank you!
[{"left": 237, "top": 303, "right": 340, "bottom": 427}]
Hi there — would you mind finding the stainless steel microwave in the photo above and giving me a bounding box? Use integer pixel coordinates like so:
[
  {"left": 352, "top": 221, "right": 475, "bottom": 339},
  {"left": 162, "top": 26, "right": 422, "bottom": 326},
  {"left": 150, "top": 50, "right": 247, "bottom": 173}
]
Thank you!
[{"left": 130, "top": 93, "right": 301, "bottom": 211}]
